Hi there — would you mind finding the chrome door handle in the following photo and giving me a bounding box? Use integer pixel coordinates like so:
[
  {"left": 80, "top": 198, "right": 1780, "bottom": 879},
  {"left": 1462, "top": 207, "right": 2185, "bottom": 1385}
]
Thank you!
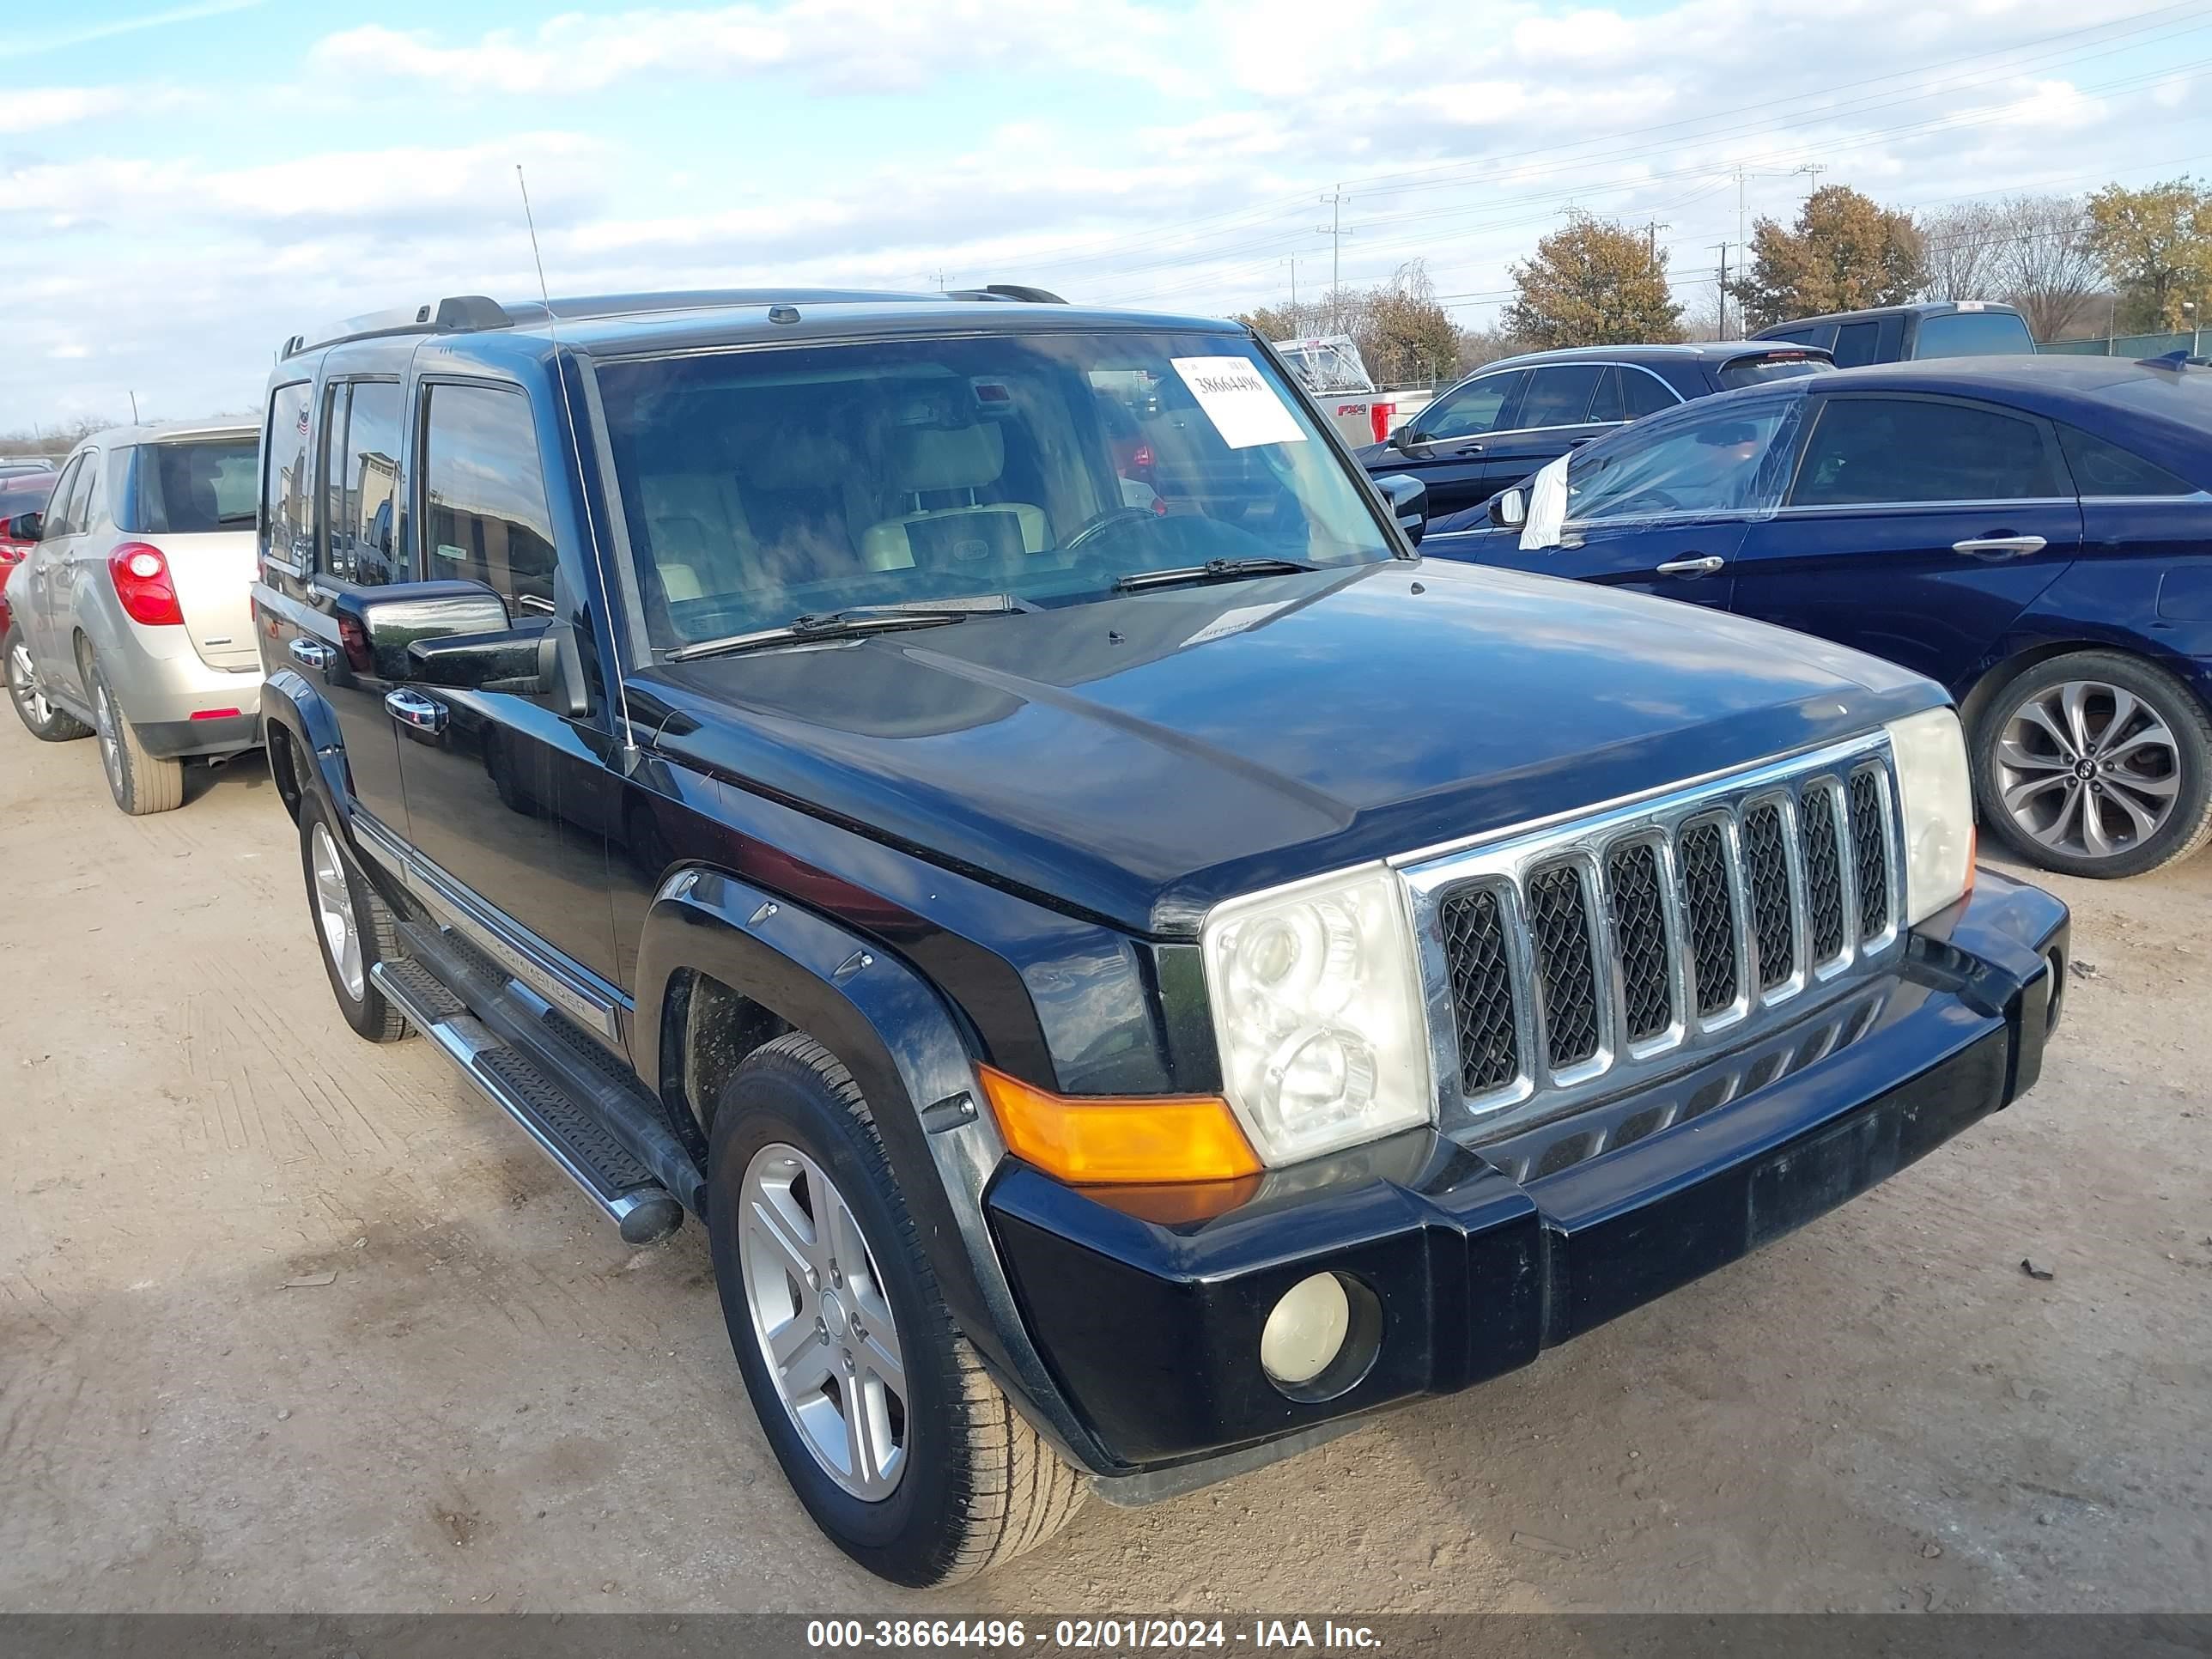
[
  {"left": 289, "top": 637, "right": 334, "bottom": 670},
  {"left": 1656, "top": 556, "right": 1726, "bottom": 577},
  {"left": 385, "top": 689, "right": 447, "bottom": 734},
  {"left": 1952, "top": 536, "right": 2046, "bottom": 560}
]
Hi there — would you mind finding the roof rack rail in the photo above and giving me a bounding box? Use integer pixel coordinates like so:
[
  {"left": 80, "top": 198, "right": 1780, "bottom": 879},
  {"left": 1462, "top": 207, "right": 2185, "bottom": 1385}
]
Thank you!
[
  {"left": 945, "top": 284, "right": 1068, "bottom": 304},
  {"left": 277, "top": 295, "right": 511, "bottom": 362}
]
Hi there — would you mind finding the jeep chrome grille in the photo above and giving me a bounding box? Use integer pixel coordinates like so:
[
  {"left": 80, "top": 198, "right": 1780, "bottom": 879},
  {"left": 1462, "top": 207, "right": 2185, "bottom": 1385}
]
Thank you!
[{"left": 1401, "top": 736, "right": 1904, "bottom": 1136}]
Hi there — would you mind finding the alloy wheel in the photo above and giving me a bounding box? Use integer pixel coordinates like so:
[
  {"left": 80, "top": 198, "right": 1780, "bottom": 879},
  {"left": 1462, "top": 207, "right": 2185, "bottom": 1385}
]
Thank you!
[
  {"left": 1996, "top": 678, "right": 2181, "bottom": 860},
  {"left": 738, "top": 1141, "right": 908, "bottom": 1501},
  {"left": 94, "top": 682, "right": 124, "bottom": 795},
  {"left": 309, "top": 822, "right": 364, "bottom": 1000},
  {"left": 8, "top": 641, "right": 49, "bottom": 726}
]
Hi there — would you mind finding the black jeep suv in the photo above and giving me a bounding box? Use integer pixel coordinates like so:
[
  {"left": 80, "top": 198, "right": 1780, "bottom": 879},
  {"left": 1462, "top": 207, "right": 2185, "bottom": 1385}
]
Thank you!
[{"left": 253, "top": 289, "right": 2068, "bottom": 1587}]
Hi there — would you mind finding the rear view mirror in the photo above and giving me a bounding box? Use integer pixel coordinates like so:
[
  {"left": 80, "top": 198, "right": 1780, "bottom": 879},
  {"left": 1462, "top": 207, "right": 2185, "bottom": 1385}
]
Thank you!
[
  {"left": 1376, "top": 473, "right": 1429, "bottom": 545},
  {"left": 1489, "top": 489, "right": 1528, "bottom": 531}
]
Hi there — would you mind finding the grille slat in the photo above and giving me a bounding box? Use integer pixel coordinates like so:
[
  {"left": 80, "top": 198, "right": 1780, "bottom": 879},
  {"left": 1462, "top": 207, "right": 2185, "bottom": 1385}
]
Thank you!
[
  {"left": 1607, "top": 842, "right": 1672, "bottom": 1042},
  {"left": 1849, "top": 769, "right": 1890, "bottom": 939},
  {"left": 1431, "top": 748, "right": 1901, "bottom": 1125},
  {"left": 1742, "top": 802, "right": 1796, "bottom": 990},
  {"left": 1801, "top": 787, "right": 1847, "bottom": 962},
  {"left": 1679, "top": 821, "right": 1739, "bottom": 1016},
  {"left": 1440, "top": 887, "right": 1520, "bottom": 1095},
  {"left": 1528, "top": 864, "right": 1601, "bottom": 1071}
]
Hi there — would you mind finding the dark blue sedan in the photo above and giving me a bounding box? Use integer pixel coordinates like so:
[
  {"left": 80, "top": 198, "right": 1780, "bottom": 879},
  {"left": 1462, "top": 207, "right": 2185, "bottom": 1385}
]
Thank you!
[{"left": 1420, "top": 353, "right": 2212, "bottom": 879}]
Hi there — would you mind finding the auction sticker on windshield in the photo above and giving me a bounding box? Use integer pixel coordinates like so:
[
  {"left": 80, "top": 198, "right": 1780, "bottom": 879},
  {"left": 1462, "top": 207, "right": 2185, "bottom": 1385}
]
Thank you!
[{"left": 1172, "top": 357, "right": 1307, "bottom": 449}]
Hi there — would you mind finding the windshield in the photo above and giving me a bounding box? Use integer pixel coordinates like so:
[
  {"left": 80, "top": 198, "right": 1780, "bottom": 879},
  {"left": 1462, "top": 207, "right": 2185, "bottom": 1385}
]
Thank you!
[
  {"left": 596, "top": 330, "right": 1394, "bottom": 650},
  {"left": 117, "top": 438, "right": 258, "bottom": 534}
]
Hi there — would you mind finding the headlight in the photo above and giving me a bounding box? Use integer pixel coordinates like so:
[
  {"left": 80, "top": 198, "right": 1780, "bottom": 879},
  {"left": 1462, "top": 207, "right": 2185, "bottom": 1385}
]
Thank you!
[
  {"left": 1200, "top": 864, "right": 1433, "bottom": 1164},
  {"left": 1885, "top": 706, "right": 1975, "bottom": 927}
]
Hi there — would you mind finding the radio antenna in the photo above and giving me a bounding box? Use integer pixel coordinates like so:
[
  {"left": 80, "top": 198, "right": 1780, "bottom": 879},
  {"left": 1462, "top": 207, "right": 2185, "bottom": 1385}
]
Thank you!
[{"left": 518, "top": 162, "right": 639, "bottom": 765}]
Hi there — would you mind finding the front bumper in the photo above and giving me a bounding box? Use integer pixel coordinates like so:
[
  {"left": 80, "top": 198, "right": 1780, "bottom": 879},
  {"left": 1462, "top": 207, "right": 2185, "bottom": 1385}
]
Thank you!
[{"left": 986, "top": 872, "right": 2067, "bottom": 1486}]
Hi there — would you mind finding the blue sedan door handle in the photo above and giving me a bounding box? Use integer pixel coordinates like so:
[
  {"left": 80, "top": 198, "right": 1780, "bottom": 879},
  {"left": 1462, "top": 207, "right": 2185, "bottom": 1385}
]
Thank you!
[
  {"left": 289, "top": 637, "right": 333, "bottom": 670},
  {"left": 1952, "top": 535, "right": 2047, "bottom": 560},
  {"left": 385, "top": 689, "right": 448, "bottom": 735},
  {"left": 1656, "top": 555, "right": 1726, "bottom": 577}
]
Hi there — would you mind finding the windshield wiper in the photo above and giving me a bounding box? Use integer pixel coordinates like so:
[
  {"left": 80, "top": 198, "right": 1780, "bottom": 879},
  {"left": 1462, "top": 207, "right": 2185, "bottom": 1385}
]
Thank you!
[
  {"left": 665, "top": 597, "right": 1016, "bottom": 662},
  {"left": 1112, "top": 557, "right": 1318, "bottom": 593}
]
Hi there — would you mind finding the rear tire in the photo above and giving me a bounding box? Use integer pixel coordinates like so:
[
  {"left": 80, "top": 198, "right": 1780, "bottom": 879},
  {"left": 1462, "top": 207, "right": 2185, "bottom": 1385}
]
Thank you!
[
  {"left": 1973, "top": 650, "right": 2212, "bottom": 879},
  {"left": 5, "top": 625, "right": 91, "bottom": 741},
  {"left": 87, "top": 659, "right": 183, "bottom": 815},
  {"left": 298, "top": 794, "right": 410, "bottom": 1042},
  {"left": 707, "top": 1034, "right": 1084, "bottom": 1586}
]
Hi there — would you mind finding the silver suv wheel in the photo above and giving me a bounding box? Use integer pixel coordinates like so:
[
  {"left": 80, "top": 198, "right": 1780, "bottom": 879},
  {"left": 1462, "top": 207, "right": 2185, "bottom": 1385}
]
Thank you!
[
  {"left": 9, "top": 638, "right": 51, "bottom": 726},
  {"left": 1996, "top": 678, "right": 2179, "bottom": 860},
  {"left": 94, "top": 680, "right": 125, "bottom": 796},
  {"left": 738, "top": 1140, "right": 908, "bottom": 1500},
  {"left": 309, "top": 820, "right": 364, "bottom": 1000}
]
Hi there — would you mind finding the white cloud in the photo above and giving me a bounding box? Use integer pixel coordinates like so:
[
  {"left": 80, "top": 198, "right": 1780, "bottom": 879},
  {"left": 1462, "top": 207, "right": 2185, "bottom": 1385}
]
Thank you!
[
  {"left": 0, "top": 88, "right": 134, "bottom": 134},
  {"left": 311, "top": 0, "right": 1183, "bottom": 97}
]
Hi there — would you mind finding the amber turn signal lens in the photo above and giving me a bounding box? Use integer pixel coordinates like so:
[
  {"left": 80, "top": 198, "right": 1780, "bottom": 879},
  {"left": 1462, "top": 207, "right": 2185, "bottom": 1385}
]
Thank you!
[{"left": 976, "top": 1065, "right": 1263, "bottom": 1185}]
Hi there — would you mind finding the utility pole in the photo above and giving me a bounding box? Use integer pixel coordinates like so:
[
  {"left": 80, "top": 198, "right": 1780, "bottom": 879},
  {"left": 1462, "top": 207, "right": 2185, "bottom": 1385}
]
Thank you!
[
  {"left": 1314, "top": 186, "right": 1352, "bottom": 332},
  {"left": 1641, "top": 219, "right": 1671, "bottom": 270},
  {"left": 1712, "top": 241, "right": 1733, "bottom": 339},
  {"left": 128, "top": 390, "right": 139, "bottom": 423}
]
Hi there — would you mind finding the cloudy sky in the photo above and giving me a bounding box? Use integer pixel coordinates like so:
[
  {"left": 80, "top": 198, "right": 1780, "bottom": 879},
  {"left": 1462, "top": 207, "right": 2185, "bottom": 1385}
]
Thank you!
[{"left": 4, "top": 0, "right": 2209, "bottom": 428}]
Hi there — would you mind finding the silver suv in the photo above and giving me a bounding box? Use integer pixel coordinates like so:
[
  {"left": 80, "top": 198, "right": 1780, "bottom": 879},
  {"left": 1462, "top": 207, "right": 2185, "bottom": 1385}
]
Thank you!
[{"left": 3, "top": 419, "right": 262, "bottom": 813}]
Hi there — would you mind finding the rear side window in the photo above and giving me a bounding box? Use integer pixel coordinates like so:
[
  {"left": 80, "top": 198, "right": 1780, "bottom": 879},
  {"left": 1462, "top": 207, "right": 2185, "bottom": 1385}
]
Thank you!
[
  {"left": 1791, "top": 397, "right": 2062, "bottom": 506},
  {"left": 50, "top": 453, "right": 100, "bottom": 537},
  {"left": 2057, "top": 424, "right": 2198, "bottom": 496},
  {"left": 334, "top": 382, "right": 406, "bottom": 585},
  {"left": 1585, "top": 367, "right": 1626, "bottom": 425},
  {"left": 1620, "top": 368, "right": 1680, "bottom": 418},
  {"left": 1914, "top": 310, "right": 2035, "bottom": 359},
  {"left": 263, "top": 382, "right": 313, "bottom": 566},
  {"left": 1831, "top": 321, "right": 1881, "bottom": 368},
  {"left": 1718, "top": 353, "right": 1832, "bottom": 391},
  {"left": 420, "top": 383, "right": 557, "bottom": 613},
  {"left": 117, "top": 440, "right": 258, "bottom": 535},
  {"left": 1517, "top": 363, "right": 1605, "bottom": 428}
]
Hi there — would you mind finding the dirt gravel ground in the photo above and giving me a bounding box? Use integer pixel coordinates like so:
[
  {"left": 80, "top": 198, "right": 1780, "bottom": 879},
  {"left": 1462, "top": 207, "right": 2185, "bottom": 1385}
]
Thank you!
[{"left": 2, "top": 726, "right": 2208, "bottom": 1616}]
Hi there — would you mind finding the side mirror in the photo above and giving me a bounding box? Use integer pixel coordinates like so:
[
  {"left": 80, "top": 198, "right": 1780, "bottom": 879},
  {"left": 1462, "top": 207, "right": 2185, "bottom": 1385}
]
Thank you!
[
  {"left": 1391, "top": 428, "right": 1431, "bottom": 454},
  {"left": 408, "top": 626, "right": 561, "bottom": 696},
  {"left": 341, "top": 581, "right": 514, "bottom": 681},
  {"left": 7, "top": 511, "right": 43, "bottom": 543},
  {"left": 1489, "top": 488, "right": 1528, "bottom": 532},
  {"left": 1376, "top": 473, "right": 1428, "bottom": 546}
]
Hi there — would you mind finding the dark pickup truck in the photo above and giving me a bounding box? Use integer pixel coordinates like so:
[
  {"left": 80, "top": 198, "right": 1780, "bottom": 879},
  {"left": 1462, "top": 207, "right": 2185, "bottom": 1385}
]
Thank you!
[{"left": 252, "top": 289, "right": 2067, "bottom": 1588}]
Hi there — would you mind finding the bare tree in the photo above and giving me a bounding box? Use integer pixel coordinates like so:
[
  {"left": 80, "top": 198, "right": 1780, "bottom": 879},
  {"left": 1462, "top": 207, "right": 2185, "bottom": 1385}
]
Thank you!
[
  {"left": 1999, "top": 196, "right": 2102, "bottom": 342},
  {"left": 1918, "top": 201, "right": 2011, "bottom": 301}
]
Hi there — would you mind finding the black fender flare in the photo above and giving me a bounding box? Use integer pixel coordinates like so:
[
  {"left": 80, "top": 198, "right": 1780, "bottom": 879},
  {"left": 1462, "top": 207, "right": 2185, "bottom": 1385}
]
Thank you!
[
  {"left": 262, "top": 667, "right": 356, "bottom": 820},
  {"left": 634, "top": 864, "right": 1116, "bottom": 1474}
]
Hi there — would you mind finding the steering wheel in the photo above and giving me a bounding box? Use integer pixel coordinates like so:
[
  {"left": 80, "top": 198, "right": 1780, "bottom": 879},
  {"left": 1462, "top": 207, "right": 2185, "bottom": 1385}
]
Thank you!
[{"left": 1060, "top": 506, "right": 1159, "bottom": 557}]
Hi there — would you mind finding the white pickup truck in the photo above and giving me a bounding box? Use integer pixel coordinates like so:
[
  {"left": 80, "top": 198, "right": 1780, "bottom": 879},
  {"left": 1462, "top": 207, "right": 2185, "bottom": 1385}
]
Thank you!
[{"left": 1272, "top": 336, "right": 1433, "bottom": 447}]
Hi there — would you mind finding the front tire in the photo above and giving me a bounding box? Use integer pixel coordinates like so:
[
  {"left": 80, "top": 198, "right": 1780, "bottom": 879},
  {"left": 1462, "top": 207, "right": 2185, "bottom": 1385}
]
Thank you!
[
  {"left": 5, "top": 625, "right": 91, "bottom": 741},
  {"left": 298, "top": 795, "right": 410, "bottom": 1042},
  {"left": 1974, "top": 650, "right": 2212, "bottom": 878},
  {"left": 87, "top": 658, "right": 183, "bottom": 815},
  {"left": 707, "top": 1035, "right": 1084, "bottom": 1586}
]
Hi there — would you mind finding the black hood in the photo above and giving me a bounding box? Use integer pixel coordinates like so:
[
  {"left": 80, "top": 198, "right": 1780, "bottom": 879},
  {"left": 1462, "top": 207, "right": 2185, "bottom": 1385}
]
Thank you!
[{"left": 639, "top": 560, "right": 1938, "bottom": 936}]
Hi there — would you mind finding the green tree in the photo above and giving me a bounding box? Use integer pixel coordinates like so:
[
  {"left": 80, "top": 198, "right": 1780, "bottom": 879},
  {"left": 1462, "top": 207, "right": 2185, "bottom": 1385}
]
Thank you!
[
  {"left": 2083, "top": 178, "right": 2212, "bottom": 333},
  {"left": 1730, "top": 185, "right": 1925, "bottom": 330},
  {"left": 1503, "top": 214, "right": 1683, "bottom": 347}
]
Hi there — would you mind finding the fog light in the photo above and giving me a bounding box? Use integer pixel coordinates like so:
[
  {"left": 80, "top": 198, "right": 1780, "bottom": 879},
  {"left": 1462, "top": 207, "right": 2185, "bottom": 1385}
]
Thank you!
[{"left": 1261, "top": 1273, "right": 1352, "bottom": 1388}]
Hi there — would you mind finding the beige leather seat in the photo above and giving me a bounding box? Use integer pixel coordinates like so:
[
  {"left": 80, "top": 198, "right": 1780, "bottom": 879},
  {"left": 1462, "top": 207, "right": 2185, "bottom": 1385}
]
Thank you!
[
  {"left": 639, "top": 471, "right": 755, "bottom": 604},
  {"left": 860, "top": 422, "right": 1048, "bottom": 573}
]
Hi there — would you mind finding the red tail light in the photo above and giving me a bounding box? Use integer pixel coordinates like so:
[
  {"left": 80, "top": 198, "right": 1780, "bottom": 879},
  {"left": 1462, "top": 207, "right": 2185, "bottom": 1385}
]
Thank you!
[
  {"left": 1370, "top": 403, "right": 1397, "bottom": 445},
  {"left": 108, "top": 541, "right": 185, "bottom": 626}
]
